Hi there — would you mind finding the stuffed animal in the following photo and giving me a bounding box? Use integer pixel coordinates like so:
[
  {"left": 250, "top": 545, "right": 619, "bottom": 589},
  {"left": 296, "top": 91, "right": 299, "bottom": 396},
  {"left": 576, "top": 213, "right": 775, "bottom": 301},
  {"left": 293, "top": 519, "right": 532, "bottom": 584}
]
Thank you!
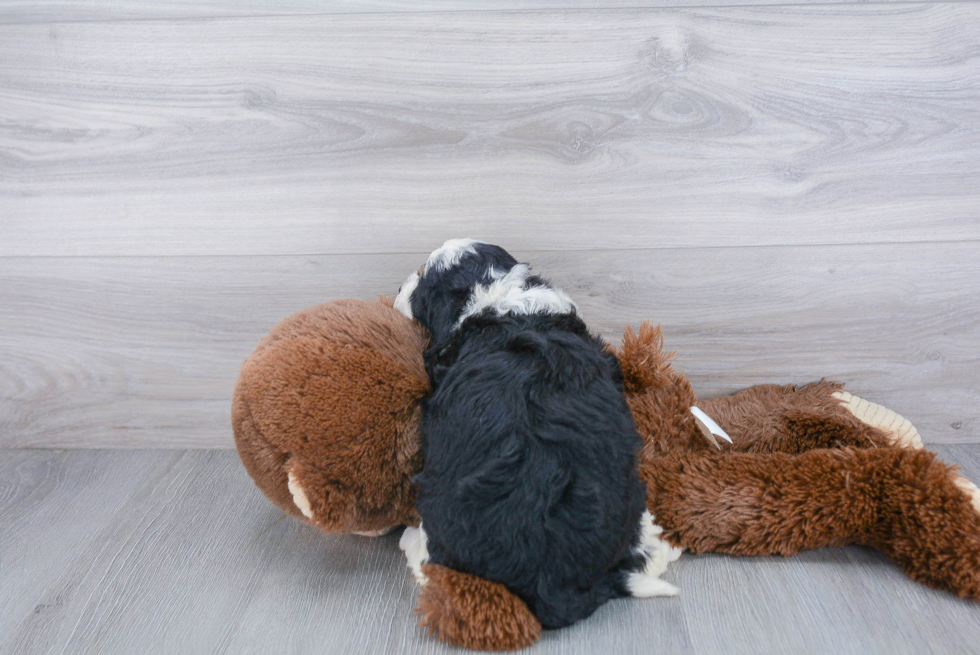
[{"left": 232, "top": 297, "right": 980, "bottom": 651}]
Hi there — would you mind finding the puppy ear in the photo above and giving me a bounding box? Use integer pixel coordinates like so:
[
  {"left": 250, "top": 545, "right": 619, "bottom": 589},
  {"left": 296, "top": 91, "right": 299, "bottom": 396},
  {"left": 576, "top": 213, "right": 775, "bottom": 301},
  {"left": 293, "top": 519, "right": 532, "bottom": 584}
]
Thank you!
[
  {"left": 423, "top": 333, "right": 463, "bottom": 388},
  {"left": 417, "top": 564, "right": 541, "bottom": 650}
]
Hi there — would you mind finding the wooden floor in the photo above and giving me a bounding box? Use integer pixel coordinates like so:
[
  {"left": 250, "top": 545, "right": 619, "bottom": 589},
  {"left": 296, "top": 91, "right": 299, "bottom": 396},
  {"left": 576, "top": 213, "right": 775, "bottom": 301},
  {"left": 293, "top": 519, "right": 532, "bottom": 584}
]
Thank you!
[{"left": 3, "top": 445, "right": 980, "bottom": 655}]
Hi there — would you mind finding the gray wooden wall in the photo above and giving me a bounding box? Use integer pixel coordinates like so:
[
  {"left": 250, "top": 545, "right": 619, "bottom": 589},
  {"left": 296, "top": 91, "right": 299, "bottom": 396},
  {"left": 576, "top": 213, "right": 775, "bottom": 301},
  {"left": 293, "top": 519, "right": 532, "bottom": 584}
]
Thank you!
[{"left": 2, "top": 1, "right": 978, "bottom": 448}]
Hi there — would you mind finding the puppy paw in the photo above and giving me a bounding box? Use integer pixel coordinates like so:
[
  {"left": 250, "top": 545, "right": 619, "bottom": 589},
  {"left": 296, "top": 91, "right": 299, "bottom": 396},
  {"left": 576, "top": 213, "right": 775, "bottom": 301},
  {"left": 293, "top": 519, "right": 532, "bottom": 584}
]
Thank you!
[
  {"left": 286, "top": 469, "right": 314, "bottom": 520},
  {"left": 626, "top": 572, "right": 679, "bottom": 597},
  {"left": 832, "top": 391, "right": 923, "bottom": 449},
  {"left": 630, "top": 511, "right": 682, "bottom": 597},
  {"left": 399, "top": 526, "right": 430, "bottom": 586}
]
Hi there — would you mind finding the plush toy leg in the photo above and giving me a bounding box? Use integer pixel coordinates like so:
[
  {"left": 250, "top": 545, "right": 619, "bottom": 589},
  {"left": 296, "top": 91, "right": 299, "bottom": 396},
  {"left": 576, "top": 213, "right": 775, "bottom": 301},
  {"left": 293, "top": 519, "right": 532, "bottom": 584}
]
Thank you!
[
  {"left": 696, "top": 382, "right": 920, "bottom": 455},
  {"left": 644, "top": 447, "right": 980, "bottom": 599},
  {"left": 645, "top": 449, "right": 877, "bottom": 555},
  {"left": 416, "top": 564, "right": 542, "bottom": 651},
  {"left": 858, "top": 449, "right": 980, "bottom": 598},
  {"left": 826, "top": 391, "right": 980, "bottom": 511},
  {"left": 830, "top": 390, "right": 923, "bottom": 448},
  {"left": 399, "top": 527, "right": 541, "bottom": 650}
]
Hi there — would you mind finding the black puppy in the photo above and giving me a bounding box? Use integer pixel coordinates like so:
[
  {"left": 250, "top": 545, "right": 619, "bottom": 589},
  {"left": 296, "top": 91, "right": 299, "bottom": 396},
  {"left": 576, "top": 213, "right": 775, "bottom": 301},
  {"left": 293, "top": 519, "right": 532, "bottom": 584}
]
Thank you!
[{"left": 395, "top": 239, "right": 680, "bottom": 630}]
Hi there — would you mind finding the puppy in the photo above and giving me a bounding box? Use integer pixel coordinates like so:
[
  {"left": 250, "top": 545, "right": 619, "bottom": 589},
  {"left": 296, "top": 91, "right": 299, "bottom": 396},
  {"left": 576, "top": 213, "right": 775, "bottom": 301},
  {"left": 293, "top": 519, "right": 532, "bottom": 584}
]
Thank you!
[{"left": 394, "top": 239, "right": 680, "bottom": 630}]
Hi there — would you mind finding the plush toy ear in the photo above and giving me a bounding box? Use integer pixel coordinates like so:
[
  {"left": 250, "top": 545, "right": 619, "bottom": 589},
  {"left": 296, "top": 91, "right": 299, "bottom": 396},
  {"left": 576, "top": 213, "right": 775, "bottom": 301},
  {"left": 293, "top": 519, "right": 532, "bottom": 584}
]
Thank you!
[
  {"left": 416, "top": 564, "right": 541, "bottom": 651},
  {"left": 617, "top": 322, "right": 677, "bottom": 393}
]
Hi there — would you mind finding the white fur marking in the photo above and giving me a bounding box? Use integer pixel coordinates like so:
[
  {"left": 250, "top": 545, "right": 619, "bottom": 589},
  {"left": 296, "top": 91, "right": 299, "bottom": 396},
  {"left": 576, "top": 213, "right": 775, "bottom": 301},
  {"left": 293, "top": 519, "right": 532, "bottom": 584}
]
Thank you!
[
  {"left": 399, "top": 525, "right": 430, "bottom": 586},
  {"left": 393, "top": 271, "right": 419, "bottom": 319},
  {"left": 627, "top": 573, "right": 680, "bottom": 597},
  {"left": 424, "top": 238, "right": 481, "bottom": 274},
  {"left": 629, "top": 510, "right": 683, "bottom": 597},
  {"left": 458, "top": 264, "right": 576, "bottom": 325},
  {"left": 287, "top": 471, "right": 314, "bottom": 520}
]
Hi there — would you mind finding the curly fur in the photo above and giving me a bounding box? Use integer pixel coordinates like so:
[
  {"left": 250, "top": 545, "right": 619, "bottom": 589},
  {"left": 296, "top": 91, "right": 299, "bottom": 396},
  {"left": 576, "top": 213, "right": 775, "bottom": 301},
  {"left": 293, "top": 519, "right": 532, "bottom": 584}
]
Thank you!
[{"left": 404, "top": 241, "right": 652, "bottom": 629}]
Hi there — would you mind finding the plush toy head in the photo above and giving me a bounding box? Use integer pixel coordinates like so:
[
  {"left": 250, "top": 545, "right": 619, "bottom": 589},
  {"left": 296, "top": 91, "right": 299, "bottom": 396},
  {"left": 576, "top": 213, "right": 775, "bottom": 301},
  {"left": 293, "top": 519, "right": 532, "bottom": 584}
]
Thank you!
[{"left": 232, "top": 298, "right": 428, "bottom": 534}]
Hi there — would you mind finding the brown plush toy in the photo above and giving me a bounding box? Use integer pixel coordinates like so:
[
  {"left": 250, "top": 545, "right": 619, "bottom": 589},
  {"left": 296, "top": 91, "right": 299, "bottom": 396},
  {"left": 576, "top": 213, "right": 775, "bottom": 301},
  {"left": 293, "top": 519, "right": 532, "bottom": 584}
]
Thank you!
[{"left": 233, "top": 298, "right": 980, "bottom": 651}]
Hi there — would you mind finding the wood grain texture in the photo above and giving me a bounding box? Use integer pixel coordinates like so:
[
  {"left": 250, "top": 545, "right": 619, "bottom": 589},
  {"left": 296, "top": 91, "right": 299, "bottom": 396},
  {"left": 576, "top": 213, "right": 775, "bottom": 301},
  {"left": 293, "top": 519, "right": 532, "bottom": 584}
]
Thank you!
[
  {"left": 0, "top": 0, "right": 964, "bottom": 25},
  {"left": 1, "top": 4, "right": 979, "bottom": 256},
  {"left": 0, "top": 450, "right": 184, "bottom": 645},
  {"left": 1, "top": 240, "right": 976, "bottom": 448},
  {"left": 3, "top": 448, "right": 980, "bottom": 654}
]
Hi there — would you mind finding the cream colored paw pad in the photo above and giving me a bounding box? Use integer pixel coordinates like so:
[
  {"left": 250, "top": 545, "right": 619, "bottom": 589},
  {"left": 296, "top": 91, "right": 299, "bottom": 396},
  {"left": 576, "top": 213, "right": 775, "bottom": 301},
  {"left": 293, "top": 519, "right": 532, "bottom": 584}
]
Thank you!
[
  {"left": 287, "top": 470, "right": 314, "bottom": 519},
  {"left": 354, "top": 526, "right": 397, "bottom": 538},
  {"left": 832, "top": 391, "right": 923, "bottom": 449},
  {"left": 954, "top": 477, "right": 980, "bottom": 514}
]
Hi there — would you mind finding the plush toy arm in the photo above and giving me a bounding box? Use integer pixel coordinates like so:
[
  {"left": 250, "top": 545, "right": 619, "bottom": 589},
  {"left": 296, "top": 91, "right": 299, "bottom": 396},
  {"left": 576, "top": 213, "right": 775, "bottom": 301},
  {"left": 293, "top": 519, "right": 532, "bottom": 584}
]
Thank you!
[
  {"left": 616, "top": 322, "right": 923, "bottom": 457},
  {"left": 644, "top": 447, "right": 980, "bottom": 599},
  {"left": 696, "top": 382, "right": 923, "bottom": 455}
]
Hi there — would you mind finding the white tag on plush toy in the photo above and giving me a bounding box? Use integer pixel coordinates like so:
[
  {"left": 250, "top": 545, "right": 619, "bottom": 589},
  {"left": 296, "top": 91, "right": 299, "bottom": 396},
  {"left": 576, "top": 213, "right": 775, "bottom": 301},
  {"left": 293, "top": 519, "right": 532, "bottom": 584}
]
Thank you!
[{"left": 691, "top": 406, "right": 733, "bottom": 449}]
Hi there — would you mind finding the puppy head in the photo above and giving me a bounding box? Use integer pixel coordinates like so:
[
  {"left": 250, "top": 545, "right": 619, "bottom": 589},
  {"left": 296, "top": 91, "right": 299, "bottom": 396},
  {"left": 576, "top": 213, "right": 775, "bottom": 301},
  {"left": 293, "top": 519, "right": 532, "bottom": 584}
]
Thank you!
[{"left": 394, "top": 239, "right": 518, "bottom": 341}]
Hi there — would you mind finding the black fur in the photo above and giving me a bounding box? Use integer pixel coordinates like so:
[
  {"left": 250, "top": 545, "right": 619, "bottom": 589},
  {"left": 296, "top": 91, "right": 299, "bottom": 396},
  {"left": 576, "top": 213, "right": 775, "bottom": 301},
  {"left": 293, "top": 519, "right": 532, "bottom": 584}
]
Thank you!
[{"left": 407, "top": 243, "right": 648, "bottom": 629}]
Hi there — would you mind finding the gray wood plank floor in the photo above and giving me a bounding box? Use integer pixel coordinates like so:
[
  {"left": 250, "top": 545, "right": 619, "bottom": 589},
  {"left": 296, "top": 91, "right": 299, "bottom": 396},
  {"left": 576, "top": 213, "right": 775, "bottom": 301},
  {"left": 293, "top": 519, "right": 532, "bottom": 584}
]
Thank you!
[{"left": 3, "top": 446, "right": 980, "bottom": 655}]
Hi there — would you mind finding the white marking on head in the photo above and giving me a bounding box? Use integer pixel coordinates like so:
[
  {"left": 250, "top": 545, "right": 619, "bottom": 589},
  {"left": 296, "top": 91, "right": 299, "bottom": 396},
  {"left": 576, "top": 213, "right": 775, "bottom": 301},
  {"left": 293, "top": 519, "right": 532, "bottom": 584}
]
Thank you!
[
  {"left": 393, "top": 271, "right": 420, "bottom": 319},
  {"left": 398, "top": 525, "right": 430, "bottom": 586},
  {"left": 423, "top": 238, "right": 482, "bottom": 274},
  {"left": 628, "top": 510, "right": 683, "bottom": 597},
  {"left": 457, "top": 264, "right": 576, "bottom": 325}
]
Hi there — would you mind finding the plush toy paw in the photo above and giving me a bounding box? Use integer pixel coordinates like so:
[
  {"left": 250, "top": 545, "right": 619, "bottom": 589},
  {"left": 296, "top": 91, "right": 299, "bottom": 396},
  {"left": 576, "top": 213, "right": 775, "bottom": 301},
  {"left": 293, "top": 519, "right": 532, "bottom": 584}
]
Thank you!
[
  {"left": 832, "top": 391, "right": 923, "bottom": 449},
  {"left": 416, "top": 563, "right": 542, "bottom": 651},
  {"left": 832, "top": 391, "right": 980, "bottom": 512},
  {"left": 953, "top": 476, "right": 980, "bottom": 514}
]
